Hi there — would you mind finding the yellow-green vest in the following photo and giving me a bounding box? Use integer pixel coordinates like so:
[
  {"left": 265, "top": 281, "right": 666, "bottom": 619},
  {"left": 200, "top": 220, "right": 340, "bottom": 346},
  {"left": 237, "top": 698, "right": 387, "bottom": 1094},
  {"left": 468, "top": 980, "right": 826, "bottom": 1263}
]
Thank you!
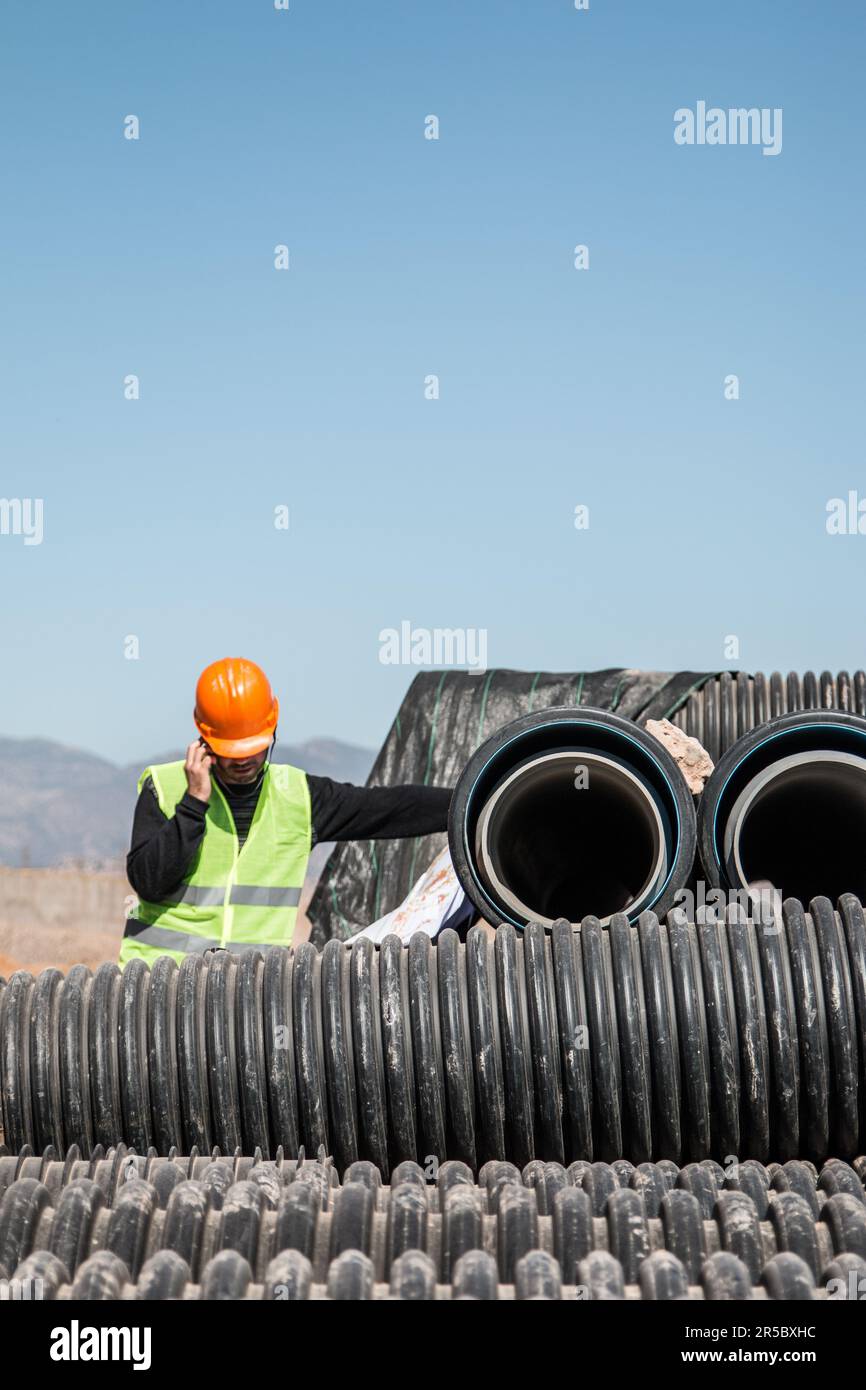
[{"left": 120, "top": 760, "right": 311, "bottom": 967}]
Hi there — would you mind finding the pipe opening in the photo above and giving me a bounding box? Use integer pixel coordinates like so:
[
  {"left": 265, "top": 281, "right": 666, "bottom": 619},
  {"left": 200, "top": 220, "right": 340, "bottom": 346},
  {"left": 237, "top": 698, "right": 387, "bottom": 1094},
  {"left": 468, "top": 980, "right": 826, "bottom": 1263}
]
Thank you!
[
  {"left": 475, "top": 751, "right": 669, "bottom": 926},
  {"left": 724, "top": 750, "right": 866, "bottom": 904}
]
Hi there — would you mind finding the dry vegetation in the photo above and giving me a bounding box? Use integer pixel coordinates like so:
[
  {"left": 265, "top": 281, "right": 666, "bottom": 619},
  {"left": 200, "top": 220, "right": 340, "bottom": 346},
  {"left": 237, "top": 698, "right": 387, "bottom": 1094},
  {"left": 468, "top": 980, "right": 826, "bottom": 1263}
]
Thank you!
[{"left": 0, "top": 865, "right": 319, "bottom": 975}]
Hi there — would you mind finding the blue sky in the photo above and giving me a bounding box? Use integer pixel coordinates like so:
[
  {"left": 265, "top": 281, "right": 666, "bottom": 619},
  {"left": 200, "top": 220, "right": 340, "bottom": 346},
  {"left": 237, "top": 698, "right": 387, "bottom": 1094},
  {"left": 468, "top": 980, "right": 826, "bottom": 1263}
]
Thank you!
[{"left": 1, "top": 1, "right": 864, "bottom": 764}]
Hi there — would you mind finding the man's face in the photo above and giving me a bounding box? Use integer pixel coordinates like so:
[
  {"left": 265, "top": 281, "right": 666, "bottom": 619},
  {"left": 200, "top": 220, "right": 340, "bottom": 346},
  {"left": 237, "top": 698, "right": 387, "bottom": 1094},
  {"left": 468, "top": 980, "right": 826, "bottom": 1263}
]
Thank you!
[{"left": 211, "top": 748, "right": 269, "bottom": 786}]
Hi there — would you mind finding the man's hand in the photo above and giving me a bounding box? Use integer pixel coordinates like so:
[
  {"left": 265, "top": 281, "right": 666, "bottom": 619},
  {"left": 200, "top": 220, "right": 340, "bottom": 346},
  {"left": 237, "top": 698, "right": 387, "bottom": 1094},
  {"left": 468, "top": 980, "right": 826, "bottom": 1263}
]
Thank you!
[{"left": 185, "top": 740, "right": 214, "bottom": 803}]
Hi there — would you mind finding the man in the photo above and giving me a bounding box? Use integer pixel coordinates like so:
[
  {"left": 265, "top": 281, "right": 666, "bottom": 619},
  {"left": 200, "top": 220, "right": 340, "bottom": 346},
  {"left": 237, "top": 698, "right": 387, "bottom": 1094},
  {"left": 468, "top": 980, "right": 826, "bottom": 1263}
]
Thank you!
[{"left": 122, "top": 657, "right": 452, "bottom": 965}]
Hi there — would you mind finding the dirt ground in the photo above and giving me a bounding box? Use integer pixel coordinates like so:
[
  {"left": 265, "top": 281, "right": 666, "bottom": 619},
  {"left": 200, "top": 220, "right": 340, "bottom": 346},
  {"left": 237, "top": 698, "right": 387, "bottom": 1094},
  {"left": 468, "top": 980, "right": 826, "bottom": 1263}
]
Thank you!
[{"left": 0, "top": 865, "right": 318, "bottom": 977}]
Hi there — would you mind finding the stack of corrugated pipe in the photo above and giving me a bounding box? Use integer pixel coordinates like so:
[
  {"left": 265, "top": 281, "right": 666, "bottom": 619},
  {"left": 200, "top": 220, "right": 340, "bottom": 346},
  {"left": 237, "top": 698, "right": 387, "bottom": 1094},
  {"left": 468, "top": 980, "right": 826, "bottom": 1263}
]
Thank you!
[
  {"left": 3, "top": 670, "right": 866, "bottom": 1300},
  {"left": 2, "top": 1150, "right": 864, "bottom": 1301}
]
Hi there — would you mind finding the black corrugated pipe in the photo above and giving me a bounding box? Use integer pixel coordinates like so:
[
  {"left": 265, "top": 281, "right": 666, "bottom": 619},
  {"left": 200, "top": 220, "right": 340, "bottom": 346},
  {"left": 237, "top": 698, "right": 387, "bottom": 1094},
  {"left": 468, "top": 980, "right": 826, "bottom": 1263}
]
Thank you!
[
  {"left": 698, "top": 710, "right": 866, "bottom": 907},
  {"left": 670, "top": 670, "right": 866, "bottom": 764},
  {"left": 448, "top": 707, "right": 697, "bottom": 928}
]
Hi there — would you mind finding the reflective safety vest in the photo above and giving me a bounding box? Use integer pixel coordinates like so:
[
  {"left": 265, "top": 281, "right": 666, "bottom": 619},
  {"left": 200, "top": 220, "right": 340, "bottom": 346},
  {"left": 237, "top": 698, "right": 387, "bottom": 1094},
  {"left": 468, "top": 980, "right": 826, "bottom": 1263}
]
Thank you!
[{"left": 120, "top": 760, "right": 312, "bottom": 967}]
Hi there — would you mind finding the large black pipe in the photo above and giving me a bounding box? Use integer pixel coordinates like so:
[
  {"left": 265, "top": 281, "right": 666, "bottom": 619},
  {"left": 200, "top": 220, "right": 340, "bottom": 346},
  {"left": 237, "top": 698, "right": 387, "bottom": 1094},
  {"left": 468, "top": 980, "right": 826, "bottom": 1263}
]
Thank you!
[
  {"left": 698, "top": 710, "right": 866, "bottom": 906},
  {"left": 3, "top": 900, "right": 866, "bottom": 1165},
  {"left": 448, "top": 707, "right": 697, "bottom": 928},
  {"left": 1, "top": 1154, "right": 865, "bottom": 1300},
  {"left": 669, "top": 669, "right": 866, "bottom": 763}
]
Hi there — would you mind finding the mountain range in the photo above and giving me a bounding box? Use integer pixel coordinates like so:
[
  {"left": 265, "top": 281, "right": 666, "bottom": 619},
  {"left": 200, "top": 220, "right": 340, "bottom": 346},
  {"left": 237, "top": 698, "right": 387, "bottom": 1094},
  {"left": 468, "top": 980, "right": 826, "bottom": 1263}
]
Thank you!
[{"left": 0, "top": 736, "right": 375, "bottom": 869}]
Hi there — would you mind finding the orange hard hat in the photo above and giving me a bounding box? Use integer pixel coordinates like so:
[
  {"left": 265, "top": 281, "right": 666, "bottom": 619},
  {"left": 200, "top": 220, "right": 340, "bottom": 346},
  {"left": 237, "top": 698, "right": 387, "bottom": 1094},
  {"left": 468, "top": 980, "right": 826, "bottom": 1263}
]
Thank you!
[{"left": 194, "top": 657, "right": 279, "bottom": 758}]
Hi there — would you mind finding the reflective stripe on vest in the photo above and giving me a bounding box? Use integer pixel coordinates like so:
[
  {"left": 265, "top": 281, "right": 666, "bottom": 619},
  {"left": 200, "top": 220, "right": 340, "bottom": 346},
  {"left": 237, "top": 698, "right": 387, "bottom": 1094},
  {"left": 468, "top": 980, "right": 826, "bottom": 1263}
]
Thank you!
[
  {"left": 123, "top": 921, "right": 266, "bottom": 955},
  {"left": 120, "top": 758, "right": 311, "bottom": 967},
  {"left": 160, "top": 884, "right": 302, "bottom": 909}
]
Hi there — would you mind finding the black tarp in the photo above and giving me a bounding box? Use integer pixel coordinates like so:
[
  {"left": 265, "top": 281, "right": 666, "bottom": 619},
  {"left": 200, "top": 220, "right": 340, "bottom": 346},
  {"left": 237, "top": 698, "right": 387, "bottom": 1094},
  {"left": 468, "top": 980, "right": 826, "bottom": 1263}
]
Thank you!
[{"left": 307, "top": 668, "right": 719, "bottom": 946}]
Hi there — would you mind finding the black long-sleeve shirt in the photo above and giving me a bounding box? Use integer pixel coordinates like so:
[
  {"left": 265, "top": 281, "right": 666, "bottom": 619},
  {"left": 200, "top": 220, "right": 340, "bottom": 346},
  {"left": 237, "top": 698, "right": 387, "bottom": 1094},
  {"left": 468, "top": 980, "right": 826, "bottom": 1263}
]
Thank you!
[{"left": 126, "top": 769, "right": 452, "bottom": 903}]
